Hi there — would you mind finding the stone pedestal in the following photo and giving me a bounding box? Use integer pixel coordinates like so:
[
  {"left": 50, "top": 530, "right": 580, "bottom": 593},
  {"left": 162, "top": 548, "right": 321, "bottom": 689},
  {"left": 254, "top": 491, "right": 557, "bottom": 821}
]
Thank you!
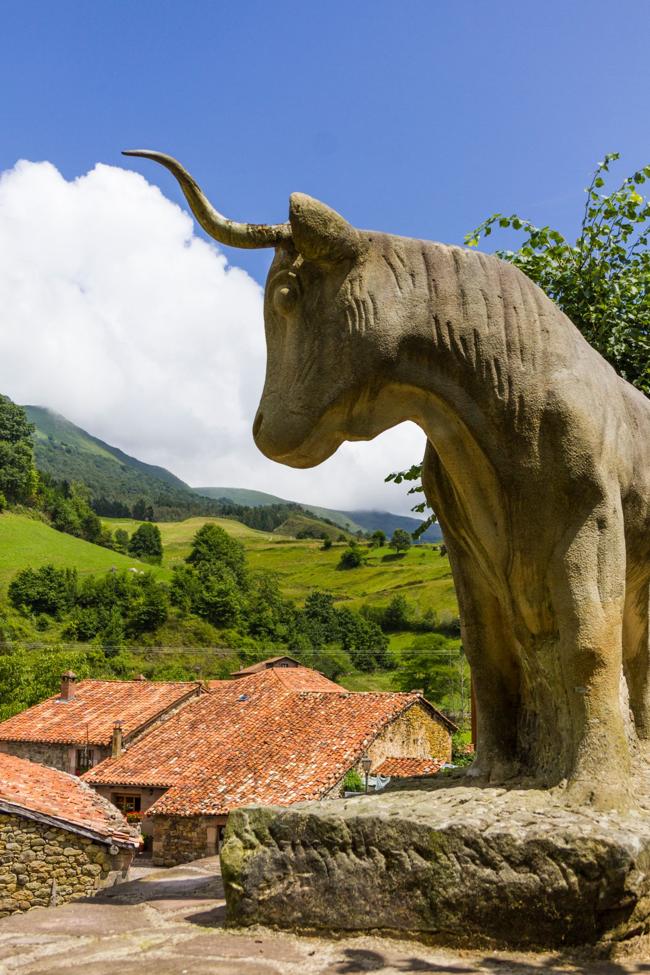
[{"left": 221, "top": 775, "right": 650, "bottom": 949}]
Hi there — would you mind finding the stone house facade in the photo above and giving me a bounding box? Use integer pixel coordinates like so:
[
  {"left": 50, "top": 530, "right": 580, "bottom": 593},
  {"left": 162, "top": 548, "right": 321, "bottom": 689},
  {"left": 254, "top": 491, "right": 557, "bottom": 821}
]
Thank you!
[
  {"left": 0, "top": 673, "right": 203, "bottom": 781},
  {"left": 84, "top": 664, "right": 456, "bottom": 866},
  {"left": 0, "top": 753, "right": 139, "bottom": 917}
]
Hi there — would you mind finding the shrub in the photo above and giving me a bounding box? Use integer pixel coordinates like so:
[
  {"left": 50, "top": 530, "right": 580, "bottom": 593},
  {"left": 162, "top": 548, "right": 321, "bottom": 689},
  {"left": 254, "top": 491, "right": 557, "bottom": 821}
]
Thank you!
[
  {"left": 343, "top": 769, "right": 364, "bottom": 792},
  {"left": 338, "top": 546, "right": 364, "bottom": 569},
  {"left": 8, "top": 565, "right": 78, "bottom": 618}
]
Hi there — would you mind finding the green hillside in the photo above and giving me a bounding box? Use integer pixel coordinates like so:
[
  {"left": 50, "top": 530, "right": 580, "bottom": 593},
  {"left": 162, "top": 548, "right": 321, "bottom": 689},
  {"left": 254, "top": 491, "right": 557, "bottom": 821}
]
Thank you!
[
  {"left": 24, "top": 405, "right": 222, "bottom": 520},
  {"left": 103, "top": 515, "right": 456, "bottom": 615},
  {"left": 0, "top": 509, "right": 456, "bottom": 623},
  {"left": 26, "top": 406, "right": 187, "bottom": 489},
  {"left": 0, "top": 512, "right": 165, "bottom": 593}
]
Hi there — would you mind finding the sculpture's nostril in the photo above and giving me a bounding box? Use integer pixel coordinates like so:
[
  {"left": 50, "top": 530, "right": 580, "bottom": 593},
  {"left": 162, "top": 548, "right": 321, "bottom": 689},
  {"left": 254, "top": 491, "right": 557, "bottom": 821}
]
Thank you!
[{"left": 253, "top": 412, "right": 264, "bottom": 438}]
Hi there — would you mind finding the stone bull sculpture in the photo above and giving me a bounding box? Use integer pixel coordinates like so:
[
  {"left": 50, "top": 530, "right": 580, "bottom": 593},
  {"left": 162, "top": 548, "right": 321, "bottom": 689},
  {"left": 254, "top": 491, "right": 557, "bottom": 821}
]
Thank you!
[{"left": 125, "top": 151, "right": 650, "bottom": 809}]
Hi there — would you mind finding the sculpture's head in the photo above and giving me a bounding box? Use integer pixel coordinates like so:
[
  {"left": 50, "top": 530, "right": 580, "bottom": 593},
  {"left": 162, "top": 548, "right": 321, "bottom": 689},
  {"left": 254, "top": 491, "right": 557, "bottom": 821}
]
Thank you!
[{"left": 124, "top": 151, "right": 410, "bottom": 468}]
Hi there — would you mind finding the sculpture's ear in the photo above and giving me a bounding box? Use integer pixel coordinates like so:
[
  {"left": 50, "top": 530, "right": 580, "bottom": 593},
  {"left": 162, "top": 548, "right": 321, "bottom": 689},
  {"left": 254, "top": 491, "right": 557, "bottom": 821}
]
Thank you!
[{"left": 289, "top": 193, "right": 364, "bottom": 265}]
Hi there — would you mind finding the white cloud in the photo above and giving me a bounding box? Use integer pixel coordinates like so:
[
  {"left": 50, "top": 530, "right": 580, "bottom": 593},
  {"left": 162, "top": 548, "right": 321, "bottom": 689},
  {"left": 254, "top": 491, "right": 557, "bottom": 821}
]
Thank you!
[{"left": 0, "top": 160, "right": 426, "bottom": 516}]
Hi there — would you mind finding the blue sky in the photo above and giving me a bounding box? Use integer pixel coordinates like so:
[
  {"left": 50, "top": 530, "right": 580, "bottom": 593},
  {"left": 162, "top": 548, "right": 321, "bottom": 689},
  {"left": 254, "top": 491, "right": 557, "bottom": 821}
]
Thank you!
[
  {"left": 2, "top": 0, "right": 648, "bottom": 281},
  {"left": 0, "top": 1, "right": 648, "bottom": 512}
]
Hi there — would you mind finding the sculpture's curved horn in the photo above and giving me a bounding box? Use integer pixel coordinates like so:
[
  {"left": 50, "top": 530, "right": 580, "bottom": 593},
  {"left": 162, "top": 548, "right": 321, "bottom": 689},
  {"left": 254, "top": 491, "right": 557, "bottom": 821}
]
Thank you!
[{"left": 122, "top": 150, "right": 292, "bottom": 249}]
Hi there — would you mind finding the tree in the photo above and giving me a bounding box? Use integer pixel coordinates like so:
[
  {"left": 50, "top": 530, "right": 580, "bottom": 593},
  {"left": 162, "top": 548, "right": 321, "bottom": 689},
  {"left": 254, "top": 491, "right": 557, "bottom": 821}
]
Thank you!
[
  {"left": 187, "top": 523, "right": 247, "bottom": 588},
  {"left": 396, "top": 633, "right": 467, "bottom": 710},
  {"left": 387, "top": 154, "right": 650, "bottom": 520},
  {"left": 128, "top": 522, "right": 163, "bottom": 564},
  {"left": 338, "top": 545, "right": 364, "bottom": 569},
  {"left": 381, "top": 594, "right": 412, "bottom": 632},
  {"left": 466, "top": 154, "right": 650, "bottom": 396},
  {"left": 125, "top": 572, "right": 169, "bottom": 635},
  {"left": 321, "top": 537, "right": 333, "bottom": 550},
  {"left": 132, "top": 498, "right": 155, "bottom": 521},
  {"left": 0, "top": 395, "right": 37, "bottom": 505},
  {"left": 370, "top": 530, "right": 386, "bottom": 548},
  {"left": 114, "top": 528, "right": 130, "bottom": 552},
  {"left": 389, "top": 529, "right": 412, "bottom": 555},
  {"left": 171, "top": 561, "right": 242, "bottom": 629},
  {"left": 337, "top": 607, "right": 390, "bottom": 670}
]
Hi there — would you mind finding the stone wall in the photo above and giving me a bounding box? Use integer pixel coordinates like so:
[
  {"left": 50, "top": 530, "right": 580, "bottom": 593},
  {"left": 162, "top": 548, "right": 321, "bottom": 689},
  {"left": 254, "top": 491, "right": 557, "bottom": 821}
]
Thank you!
[
  {"left": 368, "top": 701, "right": 452, "bottom": 767},
  {"left": 0, "top": 741, "right": 74, "bottom": 774},
  {"left": 328, "top": 700, "right": 453, "bottom": 796},
  {"left": 0, "top": 812, "right": 132, "bottom": 917},
  {"left": 152, "top": 814, "right": 226, "bottom": 867}
]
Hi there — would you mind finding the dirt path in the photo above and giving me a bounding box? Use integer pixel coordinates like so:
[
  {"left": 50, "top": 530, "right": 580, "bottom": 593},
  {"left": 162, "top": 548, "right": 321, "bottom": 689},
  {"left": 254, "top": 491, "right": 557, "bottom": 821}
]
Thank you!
[{"left": 0, "top": 856, "right": 648, "bottom": 974}]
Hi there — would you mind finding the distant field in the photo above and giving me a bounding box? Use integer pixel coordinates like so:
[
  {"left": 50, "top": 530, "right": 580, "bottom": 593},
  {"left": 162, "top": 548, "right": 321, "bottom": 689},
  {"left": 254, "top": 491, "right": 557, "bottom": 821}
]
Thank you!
[
  {"left": 0, "top": 512, "right": 165, "bottom": 593},
  {"left": 104, "top": 515, "right": 458, "bottom": 615}
]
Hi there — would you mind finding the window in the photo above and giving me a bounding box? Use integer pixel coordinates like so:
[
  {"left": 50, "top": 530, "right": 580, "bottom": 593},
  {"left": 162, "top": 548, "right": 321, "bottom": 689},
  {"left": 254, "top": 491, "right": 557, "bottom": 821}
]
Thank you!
[
  {"left": 75, "top": 748, "right": 95, "bottom": 776},
  {"left": 112, "top": 793, "right": 141, "bottom": 814}
]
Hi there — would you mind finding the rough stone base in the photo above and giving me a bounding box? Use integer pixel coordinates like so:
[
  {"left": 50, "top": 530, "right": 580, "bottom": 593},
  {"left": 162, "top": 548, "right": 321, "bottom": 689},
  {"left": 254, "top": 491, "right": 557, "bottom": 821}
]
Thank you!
[{"left": 221, "top": 775, "right": 650, "bottom": 949}]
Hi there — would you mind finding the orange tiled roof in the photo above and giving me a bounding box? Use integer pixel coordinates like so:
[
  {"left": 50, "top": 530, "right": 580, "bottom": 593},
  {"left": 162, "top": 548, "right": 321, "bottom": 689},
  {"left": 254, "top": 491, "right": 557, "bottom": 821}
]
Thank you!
[
  {"left": 0, "top": 680, "right": 201, "bottom": 746},
  {"left": 0, "top": 753, "right": 139, "bottom": 847},
  {"left": 375, "top": 757, "right": 444, "bottom": 778},
  {"left": 230, "top": 655, "right": 301, "bottom": 676},
  {"left": 244, "top": 665, "right": 341, "bottom": 692},
  {"left": 207, "top": 667, "right": 341, "bottom": 693},
  {"left": 84, "top": 670, "right": 448, "bottom": 816}
]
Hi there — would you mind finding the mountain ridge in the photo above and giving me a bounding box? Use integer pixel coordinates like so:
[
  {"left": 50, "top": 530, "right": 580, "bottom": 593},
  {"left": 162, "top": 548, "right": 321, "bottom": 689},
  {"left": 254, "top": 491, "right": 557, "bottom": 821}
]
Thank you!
[
  {"left": 195, "top": 486, "right": 442, "bottom": 541},
  {"left": 23, "top": 404, "right": 439, "bottom": 541}
]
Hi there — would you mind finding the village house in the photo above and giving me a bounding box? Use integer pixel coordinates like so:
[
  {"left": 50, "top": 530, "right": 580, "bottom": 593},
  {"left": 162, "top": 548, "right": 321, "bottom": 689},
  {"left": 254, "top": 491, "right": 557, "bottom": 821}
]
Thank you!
[
  {"left": 229, "top": 654, "right": 302, "bottom": 676},
  {"left": 0, "top": 673, "right": 203, "bottom": 789},
  {"left": 83, "top": 663, "right": 456, "bottom": 866},
  {"left": 0, "top": 753, "right": 139, "bottom": 917}
]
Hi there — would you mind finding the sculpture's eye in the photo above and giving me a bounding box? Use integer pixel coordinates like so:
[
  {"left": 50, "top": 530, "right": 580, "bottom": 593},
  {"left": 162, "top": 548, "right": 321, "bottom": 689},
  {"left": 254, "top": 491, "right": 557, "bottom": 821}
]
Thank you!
[{"left": 273, "top": 283, "right": 298, "bottom": 316}]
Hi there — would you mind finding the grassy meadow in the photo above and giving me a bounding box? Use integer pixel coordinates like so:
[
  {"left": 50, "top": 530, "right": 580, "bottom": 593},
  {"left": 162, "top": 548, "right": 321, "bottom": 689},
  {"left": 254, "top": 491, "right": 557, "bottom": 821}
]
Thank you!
[{"left": 0, "top": 512, "right": 166, "bottom": 593}]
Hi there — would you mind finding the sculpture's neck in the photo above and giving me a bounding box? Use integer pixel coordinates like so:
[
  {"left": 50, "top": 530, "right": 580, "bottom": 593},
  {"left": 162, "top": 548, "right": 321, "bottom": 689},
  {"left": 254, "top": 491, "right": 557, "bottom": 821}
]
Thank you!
[{"left": 373, "top": 237, "right": 571, "bottom": 442}]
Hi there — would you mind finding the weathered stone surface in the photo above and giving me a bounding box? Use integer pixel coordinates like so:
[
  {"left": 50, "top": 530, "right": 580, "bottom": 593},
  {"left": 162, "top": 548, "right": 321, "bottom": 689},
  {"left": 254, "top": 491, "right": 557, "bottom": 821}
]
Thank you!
[{"left": 221, "top": 778, "right": 650, "bottom": 948}]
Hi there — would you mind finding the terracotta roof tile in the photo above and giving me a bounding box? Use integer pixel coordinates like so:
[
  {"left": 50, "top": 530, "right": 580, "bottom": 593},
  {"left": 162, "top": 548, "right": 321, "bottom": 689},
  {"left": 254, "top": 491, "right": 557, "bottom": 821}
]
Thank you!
[
  {"left": 0, "top": 680, "right": 201, "bottom": 746},
  {"left": 243, "top": 666, "right": 341, "bottom": 692},
  {"left": 0, "top": 753, "right": 139, "bottom": 847},
  {"left": 84, "top": 670, "right": 445, "bottom": 816},
  {"left": 375, "top": 757, "right": 444, "bottom": 778},
  {"left": 207, "top": 667, "right": 342, "bottom": 693}
]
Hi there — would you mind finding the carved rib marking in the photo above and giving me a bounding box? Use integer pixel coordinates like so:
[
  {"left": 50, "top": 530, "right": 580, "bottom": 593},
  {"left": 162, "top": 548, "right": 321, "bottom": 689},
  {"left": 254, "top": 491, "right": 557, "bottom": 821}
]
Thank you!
[
  {"left": 369, "top": 292, "right": 380, "bottom": 332},
  {"left": 383, "top": 253, "right": 403, "bottom": 294},
  {"left": 421, "top": 247, "right": 438, "bottom": 301}
]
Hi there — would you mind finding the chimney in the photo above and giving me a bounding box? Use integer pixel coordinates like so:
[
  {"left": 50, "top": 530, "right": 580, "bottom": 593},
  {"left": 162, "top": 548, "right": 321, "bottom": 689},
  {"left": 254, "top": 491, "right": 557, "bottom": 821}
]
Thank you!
[
  {"left": 60, "top": 671, "right": 77, "bottom": 702},
  {"left": 111, "top": 720, "right": 123, "bottom": 759}
]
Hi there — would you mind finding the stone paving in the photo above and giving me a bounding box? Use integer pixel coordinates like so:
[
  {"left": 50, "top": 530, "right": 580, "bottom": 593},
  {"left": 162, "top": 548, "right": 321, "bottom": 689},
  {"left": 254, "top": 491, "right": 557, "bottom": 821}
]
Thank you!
[{"left": 0, "top": 856, "right": 648, "bottom": 974}]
